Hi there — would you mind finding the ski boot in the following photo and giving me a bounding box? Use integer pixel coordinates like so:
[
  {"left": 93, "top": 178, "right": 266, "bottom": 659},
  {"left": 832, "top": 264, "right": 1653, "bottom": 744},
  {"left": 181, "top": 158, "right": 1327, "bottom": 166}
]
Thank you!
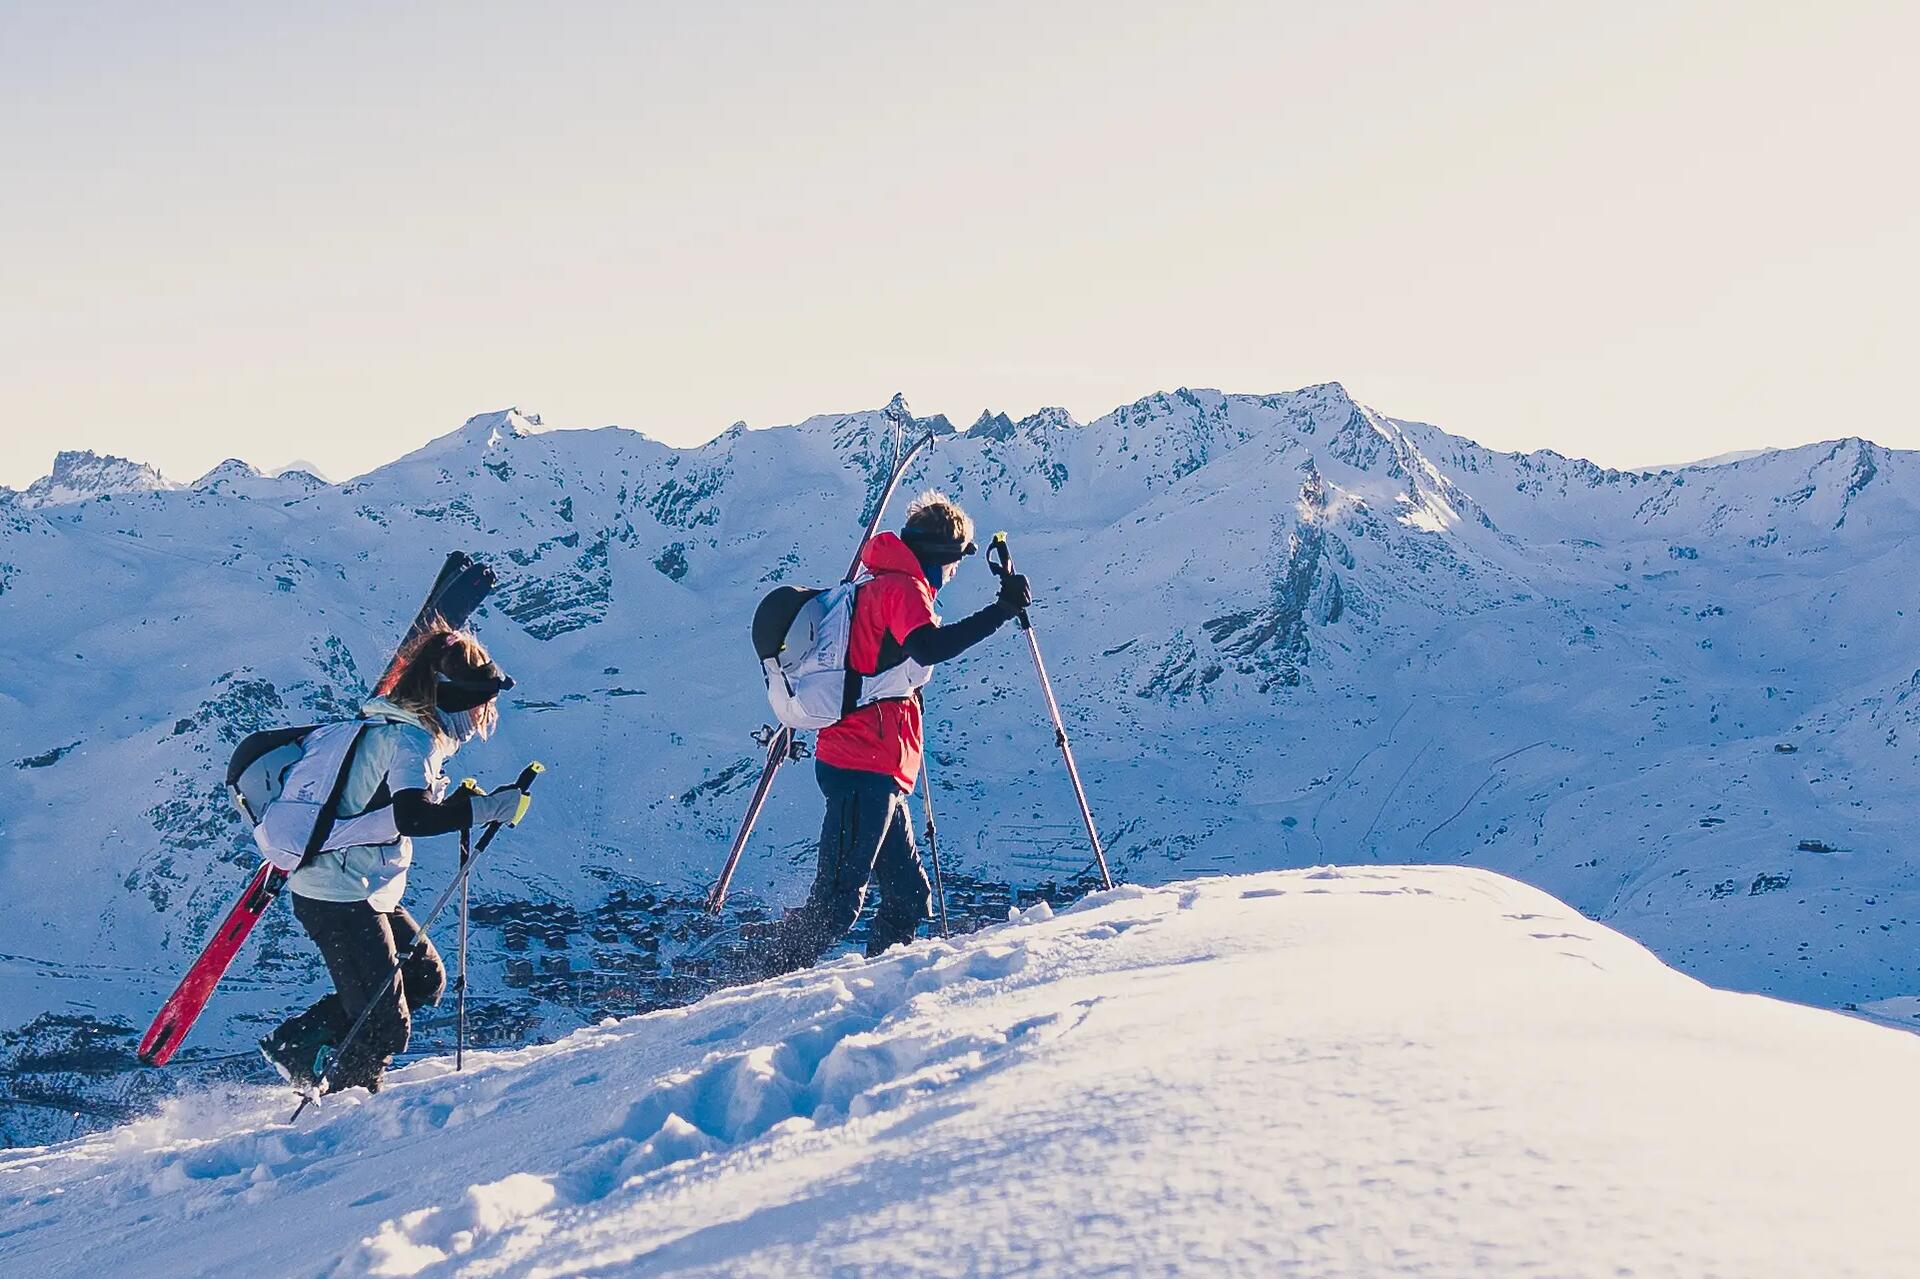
[{"left": 259, "top": 1023, "right": 333, "bottom": 1089}]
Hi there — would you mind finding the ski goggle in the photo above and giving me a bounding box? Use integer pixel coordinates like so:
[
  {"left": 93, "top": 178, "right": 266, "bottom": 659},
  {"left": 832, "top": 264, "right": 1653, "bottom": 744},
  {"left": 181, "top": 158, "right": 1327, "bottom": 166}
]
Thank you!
[{"left": 903, "top": 534, "right": 977, "bottom": 565}]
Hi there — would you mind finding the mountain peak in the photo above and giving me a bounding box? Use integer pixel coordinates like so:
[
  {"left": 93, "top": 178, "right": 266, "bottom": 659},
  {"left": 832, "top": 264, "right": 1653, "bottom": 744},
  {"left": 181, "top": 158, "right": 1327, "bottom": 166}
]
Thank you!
[
  {"left": 270, "top": 458, "right": 333, "bottom": 483},
  {"left": 193, "top": 458, "right": 262, "bottom": 488},
  {"left": 461, "top": 408, "right": 548, "bottom": 449},
  {"left": 1300, "top": 379, "right": 1353, "bottom": 402},
  {"left": 1018, "top": 406, "right": 1079, "bottom": 432},
  {"left": 970, "top": 410, "right": 1018, "bottom": 440},
  {"left": 20, "top": 449, "right": 179, "bottom": 508},
  {"left": 391, "top": 408, "right": 551, "bottom": 471},
  {"left": 969, "top": 407, "right": 1080, "bottom": 440},
  {"left": 191, "top": 458, "right": 327, "bottom": 497}
]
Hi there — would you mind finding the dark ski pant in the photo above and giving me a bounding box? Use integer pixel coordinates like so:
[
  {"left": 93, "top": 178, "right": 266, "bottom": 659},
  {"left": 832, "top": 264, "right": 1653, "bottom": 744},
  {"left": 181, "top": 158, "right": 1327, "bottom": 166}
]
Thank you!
[
  {"left": 278, "top": 894, "right": 445, "bottom": 1090},
  {"left": 766, "top": 760, "right": 932, "bottom": 974}
]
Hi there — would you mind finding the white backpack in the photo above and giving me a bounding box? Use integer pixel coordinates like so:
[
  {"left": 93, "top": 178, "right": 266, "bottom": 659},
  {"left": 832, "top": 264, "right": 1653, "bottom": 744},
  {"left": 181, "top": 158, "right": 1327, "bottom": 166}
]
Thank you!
[
  {"left": 753, "top": 581, "right": 930, "bottom": 730},
  {"left": 227, "top": 721, "right": 376, "bottom": 872}
]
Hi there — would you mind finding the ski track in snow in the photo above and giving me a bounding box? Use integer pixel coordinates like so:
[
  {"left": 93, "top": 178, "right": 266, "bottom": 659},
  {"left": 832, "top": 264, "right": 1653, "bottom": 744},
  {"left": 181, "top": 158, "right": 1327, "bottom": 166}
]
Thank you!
[{"left": 5, "top": 867, "right": 1919, "bottom": 1278}]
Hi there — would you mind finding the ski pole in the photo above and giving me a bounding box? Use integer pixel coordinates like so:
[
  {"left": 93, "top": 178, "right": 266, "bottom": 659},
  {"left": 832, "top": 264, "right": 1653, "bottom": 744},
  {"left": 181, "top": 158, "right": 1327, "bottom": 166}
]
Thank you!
[
  {"left": 705, "top": 726, "right": 793, "bottom": 913},
  {"left": 918, "top": 748, "right": 952, "bottom": 939},
  {"left": 456, "top": 817, "right": 472, "bottom": 1072},
  {"left": 986, "top": 534, "right": 1114, "bottom": 891},
  {"left": 290, "top": 762, "right": 544, "bottom": 1121}
]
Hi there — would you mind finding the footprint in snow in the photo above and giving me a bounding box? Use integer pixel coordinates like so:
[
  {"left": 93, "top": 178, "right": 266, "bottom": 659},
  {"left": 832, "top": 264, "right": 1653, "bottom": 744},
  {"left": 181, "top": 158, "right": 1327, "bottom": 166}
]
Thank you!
[
  {"left": 555, "top": 967, "right": 1093, "bottom": 1206},
  {"left": 350, "top": 1172, "right": 557, "bottom": 1277}
]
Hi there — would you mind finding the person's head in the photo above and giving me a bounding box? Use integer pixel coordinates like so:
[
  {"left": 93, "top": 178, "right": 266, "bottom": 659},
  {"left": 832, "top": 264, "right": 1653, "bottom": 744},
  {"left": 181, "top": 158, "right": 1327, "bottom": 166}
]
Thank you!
[
  {"left": 901, "top": 490, "right": 976, "bottom": 591},
  {"left": 386, "top": 623, "right": 513, "bottom": 747}
]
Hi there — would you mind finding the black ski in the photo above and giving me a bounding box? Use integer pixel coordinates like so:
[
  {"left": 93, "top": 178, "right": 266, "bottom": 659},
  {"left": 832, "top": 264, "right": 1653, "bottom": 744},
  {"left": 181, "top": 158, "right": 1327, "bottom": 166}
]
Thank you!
[{"left": 376, "top": 553, "right": 497, "bottom": 696}]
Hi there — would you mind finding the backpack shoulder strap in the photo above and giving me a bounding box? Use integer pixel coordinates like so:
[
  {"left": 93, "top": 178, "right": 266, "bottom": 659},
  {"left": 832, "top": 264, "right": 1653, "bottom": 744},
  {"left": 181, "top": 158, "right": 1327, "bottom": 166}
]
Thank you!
[
  {"left": 841, "top": 580, "right": 867, "bottom": 717},
  {"left": 297, "top": 724, "right": 371, "bottom": 869}
]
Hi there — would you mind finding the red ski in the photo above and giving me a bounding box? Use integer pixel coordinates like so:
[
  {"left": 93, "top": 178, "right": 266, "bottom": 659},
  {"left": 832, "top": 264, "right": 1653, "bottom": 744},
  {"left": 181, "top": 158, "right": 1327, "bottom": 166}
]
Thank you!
[
  {"left": 137, "top": 865, "right": 283, "bottom": 1066},
  {"left": 137, "top": 553, "right": 495, "bottom": 1067}
]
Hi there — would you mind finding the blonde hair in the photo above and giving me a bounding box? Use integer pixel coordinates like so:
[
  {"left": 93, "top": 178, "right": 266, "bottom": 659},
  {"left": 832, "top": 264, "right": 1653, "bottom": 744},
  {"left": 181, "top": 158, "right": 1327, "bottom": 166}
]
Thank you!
[{"left": 904, "top": 490, "right": 974, "bottom": 545}]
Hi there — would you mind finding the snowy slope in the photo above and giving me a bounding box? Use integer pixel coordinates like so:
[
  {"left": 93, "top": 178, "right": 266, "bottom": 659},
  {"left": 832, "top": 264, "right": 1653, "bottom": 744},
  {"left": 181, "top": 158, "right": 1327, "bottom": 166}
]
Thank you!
[
  {"left": 3, "top": 869, "right": 1915, "bottom": 1278},
  {"left": 3, "top": 385, "right": 1919, "bottom": 1142}
]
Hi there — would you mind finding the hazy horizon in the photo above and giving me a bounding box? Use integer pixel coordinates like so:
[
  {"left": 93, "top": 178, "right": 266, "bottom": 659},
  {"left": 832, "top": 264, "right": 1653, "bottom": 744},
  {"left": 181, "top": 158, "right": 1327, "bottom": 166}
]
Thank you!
[
  {"left": 5, "top": 2, "right": 1914, "bottom": 488},
  {"left": 0, "top": 384, "right": 1894, "bottom": 491}
]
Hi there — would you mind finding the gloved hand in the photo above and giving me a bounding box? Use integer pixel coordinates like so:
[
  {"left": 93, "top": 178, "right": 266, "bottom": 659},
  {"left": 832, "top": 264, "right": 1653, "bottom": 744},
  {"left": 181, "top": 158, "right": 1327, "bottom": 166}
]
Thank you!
[
  {"left": 994, "top": 571, "right": 1032, "bottom": 620},
  {"left": 468, "top": 784, "right": 533, "bottom": 829}
]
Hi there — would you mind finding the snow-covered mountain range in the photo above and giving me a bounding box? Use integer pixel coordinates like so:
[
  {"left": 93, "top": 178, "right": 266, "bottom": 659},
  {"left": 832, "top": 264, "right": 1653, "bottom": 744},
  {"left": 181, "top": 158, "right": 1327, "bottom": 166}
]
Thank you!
[{"left": 2, "top": 384, "right": 1916, "bottom": 1142}]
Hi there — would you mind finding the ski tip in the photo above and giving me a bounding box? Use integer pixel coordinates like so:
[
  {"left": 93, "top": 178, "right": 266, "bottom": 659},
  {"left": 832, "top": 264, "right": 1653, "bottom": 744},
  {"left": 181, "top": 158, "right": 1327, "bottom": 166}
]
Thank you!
[{"left": 528, "top": 760, "right": 547, "bottom": 775}]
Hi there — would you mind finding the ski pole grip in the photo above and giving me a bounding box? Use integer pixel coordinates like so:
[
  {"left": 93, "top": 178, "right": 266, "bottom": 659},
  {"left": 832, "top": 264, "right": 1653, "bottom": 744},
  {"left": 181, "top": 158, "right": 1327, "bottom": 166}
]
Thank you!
[
  {"left": 987, "top": 532, "right": 1013, "bottom": 577},
  {"left": 471, "top": 763, "right": 543, "bottom": 852}
]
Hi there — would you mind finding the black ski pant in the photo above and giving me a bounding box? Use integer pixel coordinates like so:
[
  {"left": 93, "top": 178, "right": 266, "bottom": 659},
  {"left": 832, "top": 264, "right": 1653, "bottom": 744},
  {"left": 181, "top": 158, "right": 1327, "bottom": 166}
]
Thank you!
[
  {"left": 765, "top": 760, "right": 932, "bottom": 974},
  {"left": 280, "top": 894, "right": 445, "bottom": 1090}
]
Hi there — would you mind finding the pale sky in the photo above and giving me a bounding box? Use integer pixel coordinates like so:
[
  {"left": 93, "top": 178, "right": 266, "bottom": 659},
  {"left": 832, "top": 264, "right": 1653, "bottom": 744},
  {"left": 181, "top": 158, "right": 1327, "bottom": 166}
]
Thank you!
[{"left": 2, "top": 1, "right": 1914, "bottom": 488}]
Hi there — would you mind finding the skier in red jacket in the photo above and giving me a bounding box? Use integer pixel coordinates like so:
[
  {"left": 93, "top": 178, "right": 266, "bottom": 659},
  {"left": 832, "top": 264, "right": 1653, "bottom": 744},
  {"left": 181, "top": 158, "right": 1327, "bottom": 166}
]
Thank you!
[{"left": 760, "top": 491, "right": 1030, "bottom": 973}]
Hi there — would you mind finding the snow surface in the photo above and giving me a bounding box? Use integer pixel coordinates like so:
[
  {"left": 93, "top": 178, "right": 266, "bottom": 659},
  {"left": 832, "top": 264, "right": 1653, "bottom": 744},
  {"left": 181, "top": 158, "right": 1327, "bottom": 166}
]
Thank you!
[{"left": 3, "top": 867, "right": 1915, "bottom": 1278}]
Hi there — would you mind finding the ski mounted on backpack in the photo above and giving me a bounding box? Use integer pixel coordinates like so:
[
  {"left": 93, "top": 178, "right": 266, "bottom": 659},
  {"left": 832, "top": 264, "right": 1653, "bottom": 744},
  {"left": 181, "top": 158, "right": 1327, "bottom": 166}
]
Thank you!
[
  {"left": 705, "top": 395, "right": 934, "bottom": 914},
  {"left": 136, "top": 552, "right": 498, "bottom": 1068}
]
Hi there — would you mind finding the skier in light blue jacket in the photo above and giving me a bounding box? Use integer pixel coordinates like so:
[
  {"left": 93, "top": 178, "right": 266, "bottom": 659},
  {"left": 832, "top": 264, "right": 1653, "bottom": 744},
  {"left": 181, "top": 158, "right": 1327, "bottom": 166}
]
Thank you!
[{"left": 261, "top": 626, "right": 532, "bottom": 1092}]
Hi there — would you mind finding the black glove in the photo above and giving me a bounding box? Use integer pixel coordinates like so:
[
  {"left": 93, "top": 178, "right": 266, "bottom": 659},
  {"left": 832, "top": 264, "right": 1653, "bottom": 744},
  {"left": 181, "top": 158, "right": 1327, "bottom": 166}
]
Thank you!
[{"left": 994, "top": 572, "right": 1032, "bottom": 620}]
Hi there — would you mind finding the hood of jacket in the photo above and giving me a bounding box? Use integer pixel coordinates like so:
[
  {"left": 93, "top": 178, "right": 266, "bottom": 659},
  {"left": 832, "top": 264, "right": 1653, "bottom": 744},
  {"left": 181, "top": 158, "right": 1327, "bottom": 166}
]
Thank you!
[
  {"left": 861, "top": 532, "right": 930, "bottom": 584},
  {"left": 360, "top": 696, "right": 439, "bottom": 735}
]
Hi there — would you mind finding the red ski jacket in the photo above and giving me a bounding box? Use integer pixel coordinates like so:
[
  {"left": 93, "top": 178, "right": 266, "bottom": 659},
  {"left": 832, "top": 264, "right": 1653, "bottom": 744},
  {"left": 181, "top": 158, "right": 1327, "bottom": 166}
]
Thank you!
[{"left": 815, "top": 533, "right": 939, "bottom": 791}]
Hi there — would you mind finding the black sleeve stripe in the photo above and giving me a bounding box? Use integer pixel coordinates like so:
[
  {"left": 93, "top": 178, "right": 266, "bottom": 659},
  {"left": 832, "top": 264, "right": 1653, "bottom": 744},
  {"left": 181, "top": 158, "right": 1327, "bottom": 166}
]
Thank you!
[
  {"left": 390, "top": 788, "right": 475, "bottom": 838},
  {"left": 901, "top": 605, "right": 1008, "bottom": 667}
]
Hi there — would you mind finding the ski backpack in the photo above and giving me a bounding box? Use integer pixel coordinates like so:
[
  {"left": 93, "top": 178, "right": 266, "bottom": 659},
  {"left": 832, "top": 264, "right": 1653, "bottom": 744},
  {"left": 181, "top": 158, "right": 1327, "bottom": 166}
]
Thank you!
[
  {"left": 753, "top": 581, "right": 929, "bottom": 730},
  {"left": 227, "top": 721, "right": 383, "bottom": 873}
]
